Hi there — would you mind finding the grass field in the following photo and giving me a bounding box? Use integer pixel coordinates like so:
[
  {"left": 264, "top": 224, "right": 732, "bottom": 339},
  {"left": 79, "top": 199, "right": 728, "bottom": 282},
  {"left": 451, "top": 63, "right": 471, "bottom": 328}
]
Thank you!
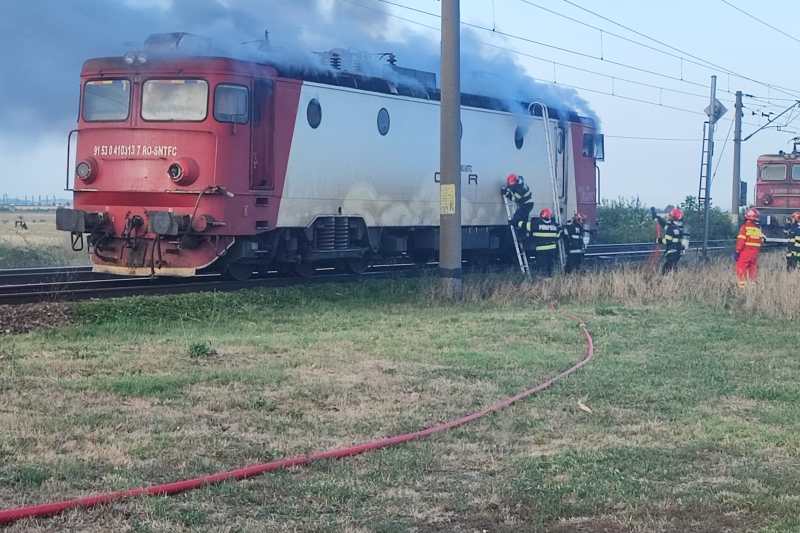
[
  {"left": 0, "top": 211, "right": 87, "bottom": 268},
  {"left": 2, "top": 261, "right": 800, "bottom": 532}
]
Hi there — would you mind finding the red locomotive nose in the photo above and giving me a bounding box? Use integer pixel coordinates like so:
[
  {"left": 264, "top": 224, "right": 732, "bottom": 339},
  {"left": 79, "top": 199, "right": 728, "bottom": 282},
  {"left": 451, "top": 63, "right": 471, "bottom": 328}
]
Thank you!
[{"left": 168, "top": 157, "right": 199, "bottom": 185}]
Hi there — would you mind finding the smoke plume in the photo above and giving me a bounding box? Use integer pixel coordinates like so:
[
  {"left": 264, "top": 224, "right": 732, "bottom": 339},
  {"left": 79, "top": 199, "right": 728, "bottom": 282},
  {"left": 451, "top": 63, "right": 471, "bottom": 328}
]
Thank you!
[{"left": 0, "top": 0, "right": 598, "bottom": 143}]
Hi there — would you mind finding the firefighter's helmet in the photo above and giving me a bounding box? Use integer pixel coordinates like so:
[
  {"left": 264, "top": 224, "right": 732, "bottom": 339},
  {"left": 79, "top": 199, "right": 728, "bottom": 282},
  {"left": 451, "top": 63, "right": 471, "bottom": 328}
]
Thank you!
[
  {"left": 669, "top": 207, "right": 684, "bottom": 221},
  {"left": 506, "top": 173, "right": 518, "bottom": 186},
  {"left": 540, "top": 208, "right": 553, "bottom": 219},
  {"left": 745, "top": 208, "right": 760, "bottom": 221}
]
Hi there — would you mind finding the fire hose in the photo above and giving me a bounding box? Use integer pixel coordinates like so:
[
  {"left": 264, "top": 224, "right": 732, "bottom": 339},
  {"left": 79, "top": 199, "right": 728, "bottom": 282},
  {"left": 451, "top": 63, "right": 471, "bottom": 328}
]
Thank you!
[{"left": 0, "top": 314, "right": 594, "bottom": 525}]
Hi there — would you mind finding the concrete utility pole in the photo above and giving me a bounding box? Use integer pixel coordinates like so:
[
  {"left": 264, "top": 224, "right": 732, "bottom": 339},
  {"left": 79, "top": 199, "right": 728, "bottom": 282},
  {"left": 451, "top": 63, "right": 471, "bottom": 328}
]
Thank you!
[
  {"left": 701, "top": 75, "right": 717, "bottom": 260},
  {"left": 439, "top": 0, "right": 462, "bottom": 299},
  {"left": 731, "top": 90, "right": 743, "bottom": 219}
]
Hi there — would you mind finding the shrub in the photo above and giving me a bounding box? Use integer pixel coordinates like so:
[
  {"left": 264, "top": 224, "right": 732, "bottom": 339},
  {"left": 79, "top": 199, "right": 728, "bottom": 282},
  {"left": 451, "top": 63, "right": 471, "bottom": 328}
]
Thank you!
[{"left": 596, "top": 196, "right": 735, "bottom": 244}]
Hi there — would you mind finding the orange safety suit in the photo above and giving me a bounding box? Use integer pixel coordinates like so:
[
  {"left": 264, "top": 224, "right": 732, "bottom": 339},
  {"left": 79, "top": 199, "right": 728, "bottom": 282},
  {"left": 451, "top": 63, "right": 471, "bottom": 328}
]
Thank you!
[{"left": 735, "top": 220, "right": 764, "bottom": 287}]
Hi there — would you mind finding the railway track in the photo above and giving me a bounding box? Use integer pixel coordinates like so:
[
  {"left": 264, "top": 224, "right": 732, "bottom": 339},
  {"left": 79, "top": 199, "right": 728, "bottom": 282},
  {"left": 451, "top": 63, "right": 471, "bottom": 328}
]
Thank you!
[{"left": 0, "top": 240, "right": 744, "bottom": 305}]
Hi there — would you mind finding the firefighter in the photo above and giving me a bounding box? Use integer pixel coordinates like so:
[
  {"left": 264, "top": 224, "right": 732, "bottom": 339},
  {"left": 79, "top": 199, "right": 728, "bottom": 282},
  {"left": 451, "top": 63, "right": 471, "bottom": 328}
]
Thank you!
[
  {"left": 519, "top": 208, "right": 561, "bottom": 276},
  {"left": 501, "top": 173, "right": 534, "bottom": 231},
  {"left": 784, "top": 211, "right": 800, "bottom": 271},
  {"left": 562, "top": 213, "right": 587, "bottom": 274},
  {"left": 735, "top": 208, "right": 765, "bottom": 288},
  {"left": 650, "top": 207, "right": 689, "bottom": 274}
]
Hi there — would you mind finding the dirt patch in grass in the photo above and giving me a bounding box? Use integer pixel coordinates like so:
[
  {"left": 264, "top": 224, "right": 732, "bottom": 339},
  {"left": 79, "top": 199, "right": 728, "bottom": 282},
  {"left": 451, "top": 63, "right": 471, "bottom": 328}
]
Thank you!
[{"left": 0, "top": 302, "right": 71, "bottom": 335}]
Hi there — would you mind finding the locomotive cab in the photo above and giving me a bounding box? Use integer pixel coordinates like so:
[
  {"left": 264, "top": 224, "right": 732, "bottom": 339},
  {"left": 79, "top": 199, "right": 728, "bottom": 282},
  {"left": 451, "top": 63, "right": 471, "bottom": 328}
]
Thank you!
[{"left": 57, "top": 44, "right": 297, "bottom": 278}]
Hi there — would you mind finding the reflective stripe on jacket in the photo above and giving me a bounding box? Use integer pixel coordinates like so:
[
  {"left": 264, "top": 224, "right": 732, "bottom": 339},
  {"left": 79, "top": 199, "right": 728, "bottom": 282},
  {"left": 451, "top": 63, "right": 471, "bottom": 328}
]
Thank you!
[
  {"left": 505, "top": 182, "right": 533, "bottom": 206},
  {"left": 522, "top": 218, "right": 560, "bottom": 251},
  {"left": 736, "top": 221, "right": 764, "bottom": 253},
  {"left": 656, "top": 217, "right": 687, "bottom": 255},
  {"left": 786, "top": 224, "right": 800, "bottom": 256},
  {"left": 563, "top": 222, "right": 586, "bottom": 254}
]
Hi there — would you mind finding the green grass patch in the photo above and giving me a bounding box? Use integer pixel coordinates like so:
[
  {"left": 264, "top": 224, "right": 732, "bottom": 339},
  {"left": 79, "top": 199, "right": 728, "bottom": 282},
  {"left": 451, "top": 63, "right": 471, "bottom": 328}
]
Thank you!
[{"left": 2, "top": 279, "right": 799, "bottom": 532}]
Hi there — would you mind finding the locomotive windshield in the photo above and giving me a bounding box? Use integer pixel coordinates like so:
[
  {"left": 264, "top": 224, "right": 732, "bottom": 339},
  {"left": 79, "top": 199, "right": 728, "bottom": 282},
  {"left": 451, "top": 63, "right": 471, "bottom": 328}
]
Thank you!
[
  {"left": 761, "top": 164, "right": 787, "bottom": 181},
  {"left": 83, "top": 79, "right": 130, "bottom": 121},
  {"left": 142, "top": 79, "right": 208, "bottom": 121},
  {"left": 793, "top": 165, "right": 800, "bottom": 180}
]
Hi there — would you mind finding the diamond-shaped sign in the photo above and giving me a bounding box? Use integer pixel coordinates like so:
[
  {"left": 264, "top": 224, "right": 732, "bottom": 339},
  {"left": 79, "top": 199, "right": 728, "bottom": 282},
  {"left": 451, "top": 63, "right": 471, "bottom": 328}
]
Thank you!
[{"left": 705, "top": 99, "right": 728, "bottom": 123}]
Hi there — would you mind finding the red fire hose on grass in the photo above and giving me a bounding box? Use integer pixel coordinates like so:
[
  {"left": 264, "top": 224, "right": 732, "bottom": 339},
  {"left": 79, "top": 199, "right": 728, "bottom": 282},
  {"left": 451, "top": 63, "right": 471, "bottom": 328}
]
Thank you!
[{"left": 0, "top": 315, "right": 594, "bottom": 526}]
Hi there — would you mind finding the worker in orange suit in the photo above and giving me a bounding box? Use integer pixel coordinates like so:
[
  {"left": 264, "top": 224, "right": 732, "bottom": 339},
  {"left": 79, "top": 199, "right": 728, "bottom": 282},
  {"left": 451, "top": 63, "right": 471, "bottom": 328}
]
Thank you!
[{"left": 735, "top": 208, "right": 765, "bottom": 288}]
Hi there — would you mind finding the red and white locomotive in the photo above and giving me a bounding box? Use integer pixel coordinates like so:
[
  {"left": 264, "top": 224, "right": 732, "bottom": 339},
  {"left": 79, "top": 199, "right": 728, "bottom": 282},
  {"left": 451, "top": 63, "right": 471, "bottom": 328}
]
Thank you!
[
  {"left": 57, "top": 33, "right": 604, "bottom": 279},
  {"left": 754, "top": 140, "right": 800, "bottom": 235}
]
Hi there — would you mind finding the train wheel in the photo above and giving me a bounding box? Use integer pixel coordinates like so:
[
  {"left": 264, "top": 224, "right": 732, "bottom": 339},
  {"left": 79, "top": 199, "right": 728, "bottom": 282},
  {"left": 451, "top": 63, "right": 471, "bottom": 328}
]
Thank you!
[
  {"left": 293, "top": 261, "right": 315, "bottom": 278},
  {"left": 344, "top": 255, "right": 372, "bottom": 275},
  {"left": 224, "top": 262, "right": 253, "bottom": 282}
]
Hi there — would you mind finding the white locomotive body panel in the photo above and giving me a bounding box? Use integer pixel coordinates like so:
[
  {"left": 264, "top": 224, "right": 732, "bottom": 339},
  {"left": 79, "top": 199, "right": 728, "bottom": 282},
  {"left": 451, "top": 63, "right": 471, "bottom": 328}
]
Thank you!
[{"left": 278, "top": 81, "right": 579, "bottom": 229}]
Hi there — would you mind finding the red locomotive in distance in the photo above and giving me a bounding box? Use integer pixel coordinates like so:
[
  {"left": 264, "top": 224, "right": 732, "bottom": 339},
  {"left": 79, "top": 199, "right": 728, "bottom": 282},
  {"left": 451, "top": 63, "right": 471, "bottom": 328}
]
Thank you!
[
  {"left": 57, "top": 32, "right": 604, "bottom": 279},
  {"left": 754, "top": 139, "right": 800, "bottom": 235}
]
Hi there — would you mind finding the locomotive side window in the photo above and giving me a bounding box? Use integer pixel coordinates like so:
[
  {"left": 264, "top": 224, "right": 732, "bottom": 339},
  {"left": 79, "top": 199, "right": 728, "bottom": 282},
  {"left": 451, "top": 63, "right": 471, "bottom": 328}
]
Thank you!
[
  {"left": 214, "top": 84, "right": 249, "bottom": 124},
  {"left": 377, "top": 107, "right": 390, "bottom": 136},
  {"left": 792, "top": 165, "right": 800, "bottom": 180},
  {"left": 761, "top": 164, "right": 787, "bottom": 181},
  {"left": 142, "top": 79, "right": 208, "bottom": 121},
  {"left": 307, "top": 98, "right": 322, "bottom": 129},
  {"left": 83, "top": 79, "right": 130, "bottom": 121},
  {"left": 582, "top": 133, "right": 594, "bottom": 158}
]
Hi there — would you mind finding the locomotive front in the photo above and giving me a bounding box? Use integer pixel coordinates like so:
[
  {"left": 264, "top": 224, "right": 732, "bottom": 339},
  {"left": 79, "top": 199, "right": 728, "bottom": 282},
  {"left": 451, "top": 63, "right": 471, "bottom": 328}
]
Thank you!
[
  {"left": 57, "top": 52, "right": 279, "bottom": 277},
  {"left": 754, "top": 142, "right": 800, "bottom": 236}
]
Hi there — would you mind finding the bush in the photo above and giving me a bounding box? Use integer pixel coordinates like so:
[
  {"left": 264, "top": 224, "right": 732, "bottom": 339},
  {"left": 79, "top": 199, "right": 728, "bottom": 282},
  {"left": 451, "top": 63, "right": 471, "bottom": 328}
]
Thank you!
[{"left": 596, "top": 196, "right": 735, "bottom": 244}]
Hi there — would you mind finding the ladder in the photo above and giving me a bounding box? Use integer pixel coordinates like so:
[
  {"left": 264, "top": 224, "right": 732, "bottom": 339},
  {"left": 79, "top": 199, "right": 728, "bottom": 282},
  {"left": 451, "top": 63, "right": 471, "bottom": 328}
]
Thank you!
[
  {"left": 530, "top": 102, "right": 566, "bottom": 269},
  {"left": 502, "top": 194, "right": 531, "bottom": 277},
  {"left": 698, "top": 121, "right": 710, "bottom": 206}
]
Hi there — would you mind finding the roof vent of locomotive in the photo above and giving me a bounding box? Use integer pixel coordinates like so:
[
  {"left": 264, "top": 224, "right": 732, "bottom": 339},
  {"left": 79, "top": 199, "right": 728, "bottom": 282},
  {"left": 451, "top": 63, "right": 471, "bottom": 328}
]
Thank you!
[{"left": 144, "top": 32, "right": 213, "bottom": 54}]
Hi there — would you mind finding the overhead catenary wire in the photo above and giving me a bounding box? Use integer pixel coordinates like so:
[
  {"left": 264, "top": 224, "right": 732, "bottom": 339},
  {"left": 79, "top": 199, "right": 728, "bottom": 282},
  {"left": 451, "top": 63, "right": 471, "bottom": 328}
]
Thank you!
[
  {"left": 367, "top": 0, "right": 790, "bottom": 114},
  {"left": 553, "top": 0, "right": 800, "bottom": 100},
  {"left": 711, "top": 118, "right": 735, "bottom": 182},
  {"left": 605, "top": 135, "right": 698, "bottom": 142},
  {"left": 719, "top": 0, "right": 800, "bottom": 46},
  {"left": 345, "top": 0, "right": 764, "bottom": 127}
]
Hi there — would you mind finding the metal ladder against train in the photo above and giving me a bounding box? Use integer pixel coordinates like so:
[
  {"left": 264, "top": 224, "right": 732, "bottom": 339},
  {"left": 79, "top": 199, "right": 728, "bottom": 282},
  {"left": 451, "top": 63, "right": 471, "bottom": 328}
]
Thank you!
[
  {"left": 698, "top": 121, "right": 710, "bottom": 206},
  {"left": 530, "top": 102, "right": 567, "bottom": 269},
  {"left": 503, "top": 195, "right": 531, "bottom": 277}
]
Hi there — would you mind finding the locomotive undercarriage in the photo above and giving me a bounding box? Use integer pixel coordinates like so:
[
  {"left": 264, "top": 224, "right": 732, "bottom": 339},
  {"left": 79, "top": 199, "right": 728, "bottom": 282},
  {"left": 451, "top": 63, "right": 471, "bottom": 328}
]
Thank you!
[
  {"left": 226, "top": 217, "right": 511, "bottom": 280},
  {"left": 59, "top": 208, "right": 512, "bottom": 279}
]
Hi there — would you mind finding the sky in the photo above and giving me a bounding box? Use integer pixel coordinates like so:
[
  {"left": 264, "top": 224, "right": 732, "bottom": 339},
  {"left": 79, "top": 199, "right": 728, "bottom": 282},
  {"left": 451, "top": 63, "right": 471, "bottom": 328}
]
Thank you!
[{"left": 0, "top": 0, "right": 797, "bottom": 210}]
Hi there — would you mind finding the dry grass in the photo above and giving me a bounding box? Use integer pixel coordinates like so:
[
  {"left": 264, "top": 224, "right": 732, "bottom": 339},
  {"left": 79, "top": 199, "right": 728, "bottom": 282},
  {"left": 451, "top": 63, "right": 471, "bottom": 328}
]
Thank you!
[
  {"left": 0, "top": 211, "right": 86, "bottom": 268},
  {"left": 431, "top": 252, "right": 800, "bottom": 320}
]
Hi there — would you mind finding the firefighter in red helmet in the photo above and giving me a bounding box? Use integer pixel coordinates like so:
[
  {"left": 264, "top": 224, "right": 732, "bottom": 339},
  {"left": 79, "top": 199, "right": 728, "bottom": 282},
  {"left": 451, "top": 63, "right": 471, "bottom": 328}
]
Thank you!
[
  {"left": 784, "top": 211, "right": 800, "bottom": 271},
  {"left": 519, "top": 207, "right": 561, "bottom": 276},
  {"left": 735, "top": 208, "right": 765, "bottom": 287},
  {"left": 650, "top": 206, "right": 689, "bottom": 274},
  {"left": 501, "top": 173, "right": 534, "bottom": 231},
  {"left": 562, "top": 212, "right": 588, "bottom": 273}
]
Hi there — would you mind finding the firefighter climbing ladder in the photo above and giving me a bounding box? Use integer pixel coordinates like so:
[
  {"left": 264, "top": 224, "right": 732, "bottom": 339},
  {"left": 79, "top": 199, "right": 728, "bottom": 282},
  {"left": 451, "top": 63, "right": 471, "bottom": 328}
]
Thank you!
[
  {"left": 502, "top": 195, "right": 531, "bottom": 277},
  {"left": 530, "top": 102, "right": 567, "bottom": 269}
]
